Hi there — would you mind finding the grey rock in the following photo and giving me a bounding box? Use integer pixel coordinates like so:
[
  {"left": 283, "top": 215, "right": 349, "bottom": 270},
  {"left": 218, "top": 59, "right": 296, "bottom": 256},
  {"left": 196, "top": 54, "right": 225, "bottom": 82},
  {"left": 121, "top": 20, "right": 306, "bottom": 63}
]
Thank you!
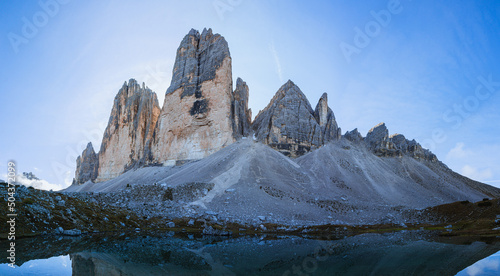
[
  {"left": 166, "top": 221, "right": 175, "bottom": 228},
  {"left": 63, "top": 229, "right": 81, "bottom": 236},
  {"left": 55, "top": 195, "right": 62, "bottom": 201},
  {"left": 202, "top": 226, "right": 231, "bottom": 236},
  {"left": 252, "top": 80, "right": 340, "bottom": 157},
  {"left": 364, "top": 123, "right": 399, "bottom": 157},
  {"left": 314, "top": 93, "right": 341, "bottom": 141},
  {"left": 390, "top": 134, "right": 407, "bottom": 149},
  {"left": 344, "top": 128, "right": 363, "bottom": 143},
  {"left": 405, "top": 139, "right": 437, "bottom": 161},
  {"left": 150, "top": 28, "right": 238, "bottom": 163},
  {"left": 97, "top": 79, "right": 161, "bottom": 181},
  {"left": 232, "top": 77, "right": 252, "bottom": 138},
  {"left": 188, "top": 219, "right": 195, "bottom": 226},
  {"left": 364, "top": 123, "right": 437, "bottom": 161},
  {"left": 257, "top": 216, "right": 266, "bottom": 221},
  {"left": 57, "top": 200, "right": 65, "bottom": 206},
  {"left": 166, "top": 28, "right": 231, "bottom": 98},
  {"left": 55, "top": 227, "right": 63, "bottom": 234},
  {"left": 365, "top": 122, "right": 389, "bottom": 148},
  {"left": 72, "top": 142, "right": 99, "bottom": 185}
]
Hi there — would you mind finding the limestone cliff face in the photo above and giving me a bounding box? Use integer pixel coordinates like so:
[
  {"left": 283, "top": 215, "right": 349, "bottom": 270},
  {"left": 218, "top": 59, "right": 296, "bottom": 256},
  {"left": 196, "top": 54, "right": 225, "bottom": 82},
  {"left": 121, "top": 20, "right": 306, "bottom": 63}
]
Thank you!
[
  {"left": 151, "top": 28, "right": 245, "bottom": 163},
  {"left": 96, "top": 79, "right": 161, "bottom": 182},
  {"left": 73, "top": 142, "right": 99, "bottom": 185},
  {"left": 252, "top": 80, "right": 340, "bottom": 157}
]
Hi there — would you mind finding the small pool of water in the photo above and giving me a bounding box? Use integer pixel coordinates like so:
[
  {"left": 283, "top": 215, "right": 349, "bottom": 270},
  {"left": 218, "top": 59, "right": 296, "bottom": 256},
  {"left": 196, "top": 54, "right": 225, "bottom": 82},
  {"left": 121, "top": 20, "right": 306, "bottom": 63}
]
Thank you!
[
  {"left": 456, "top": 250, "right": 500, "bottom": 276},
  {"left": 1, "top": 231, "right": 499, "bottom": 275}
]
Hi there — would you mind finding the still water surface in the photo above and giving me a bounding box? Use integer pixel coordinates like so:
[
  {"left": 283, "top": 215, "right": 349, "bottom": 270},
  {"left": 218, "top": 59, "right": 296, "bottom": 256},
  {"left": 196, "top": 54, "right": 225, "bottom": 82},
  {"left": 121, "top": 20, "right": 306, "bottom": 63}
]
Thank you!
[{"left": 1, "top": 230, "right": 499, "bottom": 275}]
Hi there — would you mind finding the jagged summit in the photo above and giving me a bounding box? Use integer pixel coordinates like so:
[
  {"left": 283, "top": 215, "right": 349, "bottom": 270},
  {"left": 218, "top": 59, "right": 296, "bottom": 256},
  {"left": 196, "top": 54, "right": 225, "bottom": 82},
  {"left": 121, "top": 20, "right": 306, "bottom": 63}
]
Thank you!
[
  {"left": 96, "top": 79, "right": 161, "bottom": 182},
  {"left": 73, "top": 142, "right": 98, "bottom": 185},
  {"left": 151, "top": 27, "right": 249, "bottom": 163},
  {"left": 253, "top": 80, "right": 340, "bottom": 157},
  {"left": 166, "top": 27, "right": 230, "bottom": 98},
  {"left": 344, "top": 128, "right": 363, "bottom": 143},
  {"left": 73, "top": 29, "right": 251, "bottom": 184},
  {"left": 69, "top": 28, "right": 498, "bottom": 223},
  {"left": 66, "top": 27, "right": 500, "bottom": 227},
  {"left": 362, "top": 122, "right": 436, "bottom": 161}
]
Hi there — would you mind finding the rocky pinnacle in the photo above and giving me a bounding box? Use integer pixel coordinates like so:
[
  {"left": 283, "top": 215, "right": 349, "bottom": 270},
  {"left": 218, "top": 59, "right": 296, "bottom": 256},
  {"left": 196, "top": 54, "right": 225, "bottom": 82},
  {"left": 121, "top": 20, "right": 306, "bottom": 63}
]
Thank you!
[{"left": 252, "top": 80, "right": 341, "bottom": 157}]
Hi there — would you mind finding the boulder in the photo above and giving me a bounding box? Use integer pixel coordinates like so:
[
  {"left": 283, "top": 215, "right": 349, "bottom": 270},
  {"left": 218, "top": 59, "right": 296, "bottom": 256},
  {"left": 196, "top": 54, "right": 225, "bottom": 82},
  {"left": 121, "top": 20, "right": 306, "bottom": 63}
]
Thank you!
[
  {"left": 202, "top": 225, "right": 231, "bottom": 236},
  {"left": 63, "top": 229, "right": 82, "bottom": 236}
]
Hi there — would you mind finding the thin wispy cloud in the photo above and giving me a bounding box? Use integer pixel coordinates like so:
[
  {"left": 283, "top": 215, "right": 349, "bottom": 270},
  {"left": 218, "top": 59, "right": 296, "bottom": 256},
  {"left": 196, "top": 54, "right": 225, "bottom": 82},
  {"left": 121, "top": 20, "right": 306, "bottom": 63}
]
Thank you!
[
  {"left": 269, "top": 41, "right": 284, "bottom": 83},
  {"left": 1, "top": 1, "right": 499, "bottom": 189}
]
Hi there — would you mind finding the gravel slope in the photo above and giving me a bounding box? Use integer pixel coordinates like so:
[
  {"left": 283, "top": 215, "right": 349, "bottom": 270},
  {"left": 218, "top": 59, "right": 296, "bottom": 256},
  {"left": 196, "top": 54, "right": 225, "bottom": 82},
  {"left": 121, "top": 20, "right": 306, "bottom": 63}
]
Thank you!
[{"left": 64, "top": 139, "right": 500, "bottom": 225}]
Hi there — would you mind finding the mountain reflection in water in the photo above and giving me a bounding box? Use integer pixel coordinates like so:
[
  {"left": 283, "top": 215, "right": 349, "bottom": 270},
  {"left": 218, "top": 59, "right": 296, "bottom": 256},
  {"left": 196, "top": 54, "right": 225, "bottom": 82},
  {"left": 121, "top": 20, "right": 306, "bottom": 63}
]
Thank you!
[{"left": 1, "top": 231, "right": 500, "bottom": 275}]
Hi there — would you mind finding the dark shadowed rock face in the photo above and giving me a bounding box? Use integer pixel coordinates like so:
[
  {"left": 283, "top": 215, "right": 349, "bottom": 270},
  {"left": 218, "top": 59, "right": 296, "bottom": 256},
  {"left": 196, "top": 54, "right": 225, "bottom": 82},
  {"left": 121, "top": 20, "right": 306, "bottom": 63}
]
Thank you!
[
  {"left": 166, "top": 28, "right": 231, "bottom": 99},
  {"left": 96, "top": 79, "right": 161, "bottom": 182},
  {"left": 365, "top": 123, "right": 389, "bottom": 147},
  {"left": 73, "top": 142, "right": 99, "bottom": 185},
  {"left": 252, "top": 80, "right": 340, "bottom": 157},
  {"left": 232, "top": 77, "right": 252, "bottom": 138},
  {"left": 344, "top": 128, "right": 363, "bottom": 143}
]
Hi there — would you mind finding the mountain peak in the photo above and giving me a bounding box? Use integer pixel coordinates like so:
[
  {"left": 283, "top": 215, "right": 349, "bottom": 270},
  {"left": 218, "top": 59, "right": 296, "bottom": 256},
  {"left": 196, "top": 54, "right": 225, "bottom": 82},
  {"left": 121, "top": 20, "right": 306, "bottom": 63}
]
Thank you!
[
  {"left": 253, "top": 81, "right": 340, "bottom": 157},
  {"left": 151, "top": 28, "right": 247, "bottom": 162},
  {"left": 73, "top": 141, "right": 98, "bottom": 185},
  {"left": 96, "top": 80, "right": 161, "bottom": 182}
]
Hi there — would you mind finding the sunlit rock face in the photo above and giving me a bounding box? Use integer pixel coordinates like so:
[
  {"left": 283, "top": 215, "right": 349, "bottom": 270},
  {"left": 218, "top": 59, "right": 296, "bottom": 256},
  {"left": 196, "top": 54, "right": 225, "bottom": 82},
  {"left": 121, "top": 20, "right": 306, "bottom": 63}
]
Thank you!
[
  {"left": 252, "top": 80, "right": 341, "bottom": 157},
  {"left": 96, "top": 79, "right": 161, "bottom": 182},
  {"left": 151, "top": 28, "right": 249, "bottom": 163},
  {"left": 73, "top": 142, "right": 99, "bottom": 185}
]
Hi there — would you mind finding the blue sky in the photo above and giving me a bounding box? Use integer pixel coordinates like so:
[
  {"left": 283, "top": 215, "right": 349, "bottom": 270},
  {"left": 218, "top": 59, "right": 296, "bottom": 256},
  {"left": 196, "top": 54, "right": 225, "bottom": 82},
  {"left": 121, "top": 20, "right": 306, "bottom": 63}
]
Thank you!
[{"left": 1, "top": 0, "right": 499, "bottom": 189}]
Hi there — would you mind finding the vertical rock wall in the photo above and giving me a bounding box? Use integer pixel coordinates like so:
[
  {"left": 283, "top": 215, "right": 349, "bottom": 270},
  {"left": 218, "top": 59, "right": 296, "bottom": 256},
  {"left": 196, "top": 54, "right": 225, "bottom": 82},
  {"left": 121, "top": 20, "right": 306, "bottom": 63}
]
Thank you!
[
  {"left": 96, "top": 79, "right": 161, "bottom": 182},
  {"left": 73, "top": 142, "right": 99, "bottom": 185},
  {"left": 151, "top": 28, "right": 246, "bottom": 163}
]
